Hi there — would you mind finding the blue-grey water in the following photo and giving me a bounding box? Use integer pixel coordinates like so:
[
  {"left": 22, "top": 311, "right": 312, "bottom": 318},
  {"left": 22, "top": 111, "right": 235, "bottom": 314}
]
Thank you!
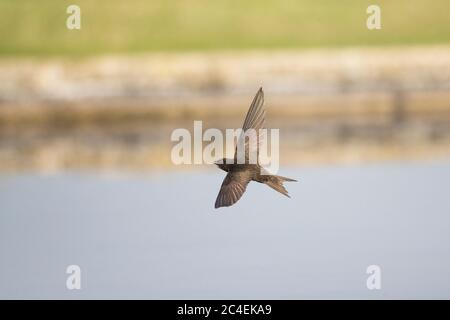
[{"left": 1, "top": 162, "right": 450, "bottom": 299}]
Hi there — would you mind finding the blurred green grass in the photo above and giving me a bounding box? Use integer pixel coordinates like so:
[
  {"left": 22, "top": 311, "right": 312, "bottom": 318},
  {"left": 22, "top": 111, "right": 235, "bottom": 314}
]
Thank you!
[{"left": 0, "top": 0, "right": 449, "bottom": 56}]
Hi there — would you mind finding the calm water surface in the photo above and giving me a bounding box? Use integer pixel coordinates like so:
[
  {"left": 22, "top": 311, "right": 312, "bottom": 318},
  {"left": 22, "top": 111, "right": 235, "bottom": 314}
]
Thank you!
[{"left": 1, "top": 162, "right": 450, "bottom": 299}]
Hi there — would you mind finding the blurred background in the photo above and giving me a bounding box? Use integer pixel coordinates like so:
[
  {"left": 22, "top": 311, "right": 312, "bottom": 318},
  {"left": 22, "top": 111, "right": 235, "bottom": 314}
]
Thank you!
[
  {"left": 1, "top": 0, "right": 450, "bottom": 170},
  {"left": 1, "top": 0, "right": 450, "bottom": 299}
]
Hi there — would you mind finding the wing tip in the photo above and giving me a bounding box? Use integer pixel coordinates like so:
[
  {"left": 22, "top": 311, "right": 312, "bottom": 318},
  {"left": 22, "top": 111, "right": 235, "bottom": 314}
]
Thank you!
[{"left": 214, "top": 202, "right": 229, "bottom": 209}]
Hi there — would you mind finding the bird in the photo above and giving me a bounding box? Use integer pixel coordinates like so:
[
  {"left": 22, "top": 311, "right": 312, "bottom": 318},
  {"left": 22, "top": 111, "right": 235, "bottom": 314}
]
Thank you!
[{"left": 214, "top": 87, "right": 297, "bottom": 208}]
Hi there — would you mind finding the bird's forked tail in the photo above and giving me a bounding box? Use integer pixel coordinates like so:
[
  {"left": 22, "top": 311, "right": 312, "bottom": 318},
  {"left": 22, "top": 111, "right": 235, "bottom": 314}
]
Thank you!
[{"left": 263, "top": 175, "right": 297, "bottom": 197}]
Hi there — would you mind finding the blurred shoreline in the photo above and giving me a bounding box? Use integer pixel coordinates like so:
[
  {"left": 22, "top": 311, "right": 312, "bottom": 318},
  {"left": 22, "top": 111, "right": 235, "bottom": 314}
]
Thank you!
[{"left": 1, "top": 46, "right": 450, "bottom": 172}]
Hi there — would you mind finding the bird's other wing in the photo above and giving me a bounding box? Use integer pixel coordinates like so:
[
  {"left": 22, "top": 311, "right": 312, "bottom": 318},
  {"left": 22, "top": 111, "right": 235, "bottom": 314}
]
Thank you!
[
  {"left": 235, "top": 87, "right": 266, "bottom": 163},
  {"left": 242, "top": 87, "right": 265, "bottom": 131},
  {"left": 215, "top": 171, "right": 252, "bottom": 208}
]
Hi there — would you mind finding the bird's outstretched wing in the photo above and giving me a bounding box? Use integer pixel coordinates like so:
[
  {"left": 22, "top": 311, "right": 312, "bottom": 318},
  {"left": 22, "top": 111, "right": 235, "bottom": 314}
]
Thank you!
[
  {"left": 235, "top": 87, "right": 266, "bottom": 163},
  {"left": 242, "top": 87, "right": 265, "bottom": 131},
  {"left": 215, "top": 171, "right": 252, "bottom": 208}
]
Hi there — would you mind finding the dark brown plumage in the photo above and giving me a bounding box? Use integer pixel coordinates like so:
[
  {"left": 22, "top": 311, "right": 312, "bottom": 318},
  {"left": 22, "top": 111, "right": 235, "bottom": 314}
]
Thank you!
[{"left": 214, "top": 87, "right": 297, "bottom": 209}]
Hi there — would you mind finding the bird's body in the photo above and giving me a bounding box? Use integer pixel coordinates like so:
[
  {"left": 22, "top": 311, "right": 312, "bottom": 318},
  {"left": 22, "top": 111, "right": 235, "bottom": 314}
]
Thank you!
[{"left": 214, "top": 88, "right": 297, "bottom": 208}]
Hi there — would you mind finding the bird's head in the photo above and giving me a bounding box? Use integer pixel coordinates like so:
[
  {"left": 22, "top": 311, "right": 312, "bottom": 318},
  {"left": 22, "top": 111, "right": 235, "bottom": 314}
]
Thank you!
[{"left": 214, "top": 159, "right": 230, "bottom": 172}]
